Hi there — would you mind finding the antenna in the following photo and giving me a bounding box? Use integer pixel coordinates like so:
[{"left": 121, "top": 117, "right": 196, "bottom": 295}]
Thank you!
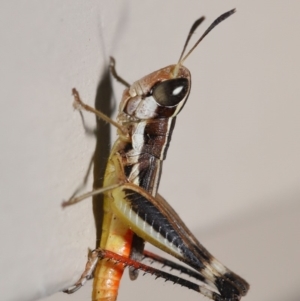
[
  {"left": 172, "top": 9, "right": 236, "bottom": 77},
  {"left": 178, "top": 16, "right": 205, "bottom": 63}
]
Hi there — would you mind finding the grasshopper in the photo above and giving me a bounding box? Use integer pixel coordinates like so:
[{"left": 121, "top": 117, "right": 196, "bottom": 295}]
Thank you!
[{"left": 63, "top": 9, "right": 249, "bottom": 301}]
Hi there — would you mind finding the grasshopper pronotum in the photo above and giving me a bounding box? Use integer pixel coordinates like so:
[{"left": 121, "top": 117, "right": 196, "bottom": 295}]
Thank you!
[{"left": 63, "top": 9, "right": 249, "bottom": 301}]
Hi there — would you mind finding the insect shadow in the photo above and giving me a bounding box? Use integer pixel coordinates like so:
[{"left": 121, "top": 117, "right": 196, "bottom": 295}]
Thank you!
[
  {"left": 92, "top": 66, "right": 115, "bottom": 248},
  {"left": 70, "top": 65, "right": 114, "bottom": 248}
]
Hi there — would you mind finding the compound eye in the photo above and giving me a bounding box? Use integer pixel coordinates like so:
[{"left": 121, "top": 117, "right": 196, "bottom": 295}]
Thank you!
[{"left": 152, "top": 78, "right": 189, "bottom": 107}]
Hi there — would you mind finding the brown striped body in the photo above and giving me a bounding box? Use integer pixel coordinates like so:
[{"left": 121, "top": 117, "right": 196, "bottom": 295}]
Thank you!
[{"left": 93, "top": 65, "right": 190, "bottom": 300}]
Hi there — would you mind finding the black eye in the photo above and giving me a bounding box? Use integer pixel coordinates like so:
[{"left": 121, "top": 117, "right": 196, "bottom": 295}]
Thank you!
[{"left": 152, "top": 78, "right": 189, "bottom": 107}]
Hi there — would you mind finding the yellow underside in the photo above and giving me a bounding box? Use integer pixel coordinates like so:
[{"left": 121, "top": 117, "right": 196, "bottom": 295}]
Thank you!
[{"left": 92, "top": 141, "right": 133, "bottom": 301}]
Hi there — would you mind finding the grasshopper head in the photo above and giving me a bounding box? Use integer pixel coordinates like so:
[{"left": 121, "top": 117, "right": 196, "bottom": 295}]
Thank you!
[
  {"left": 119, "top": 64, "right": 191, "bottom": 120},
  {"left": 118, "top": 9, "right": 236, "bottom": 122}
]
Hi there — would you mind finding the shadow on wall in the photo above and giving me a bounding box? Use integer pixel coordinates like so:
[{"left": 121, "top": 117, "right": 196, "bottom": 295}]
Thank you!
[{"left": 93, "top": 66, "right": 114, "bottom": 248}]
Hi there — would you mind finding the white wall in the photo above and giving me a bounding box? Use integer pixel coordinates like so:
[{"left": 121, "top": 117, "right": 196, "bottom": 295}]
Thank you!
[{"left": 1, "top": 1, "right": 299, "bottom": 301}]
